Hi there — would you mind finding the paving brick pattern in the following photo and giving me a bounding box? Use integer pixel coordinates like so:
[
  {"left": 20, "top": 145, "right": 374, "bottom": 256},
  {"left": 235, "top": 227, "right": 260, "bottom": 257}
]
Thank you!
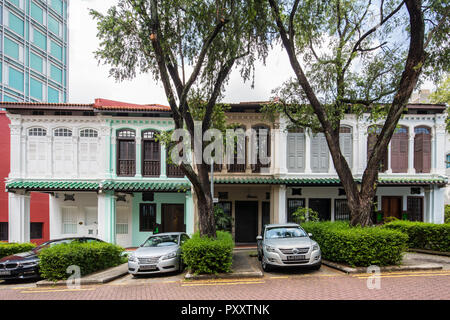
[{"left": 0, "top": 270, "right": 449, "bottom": 300}]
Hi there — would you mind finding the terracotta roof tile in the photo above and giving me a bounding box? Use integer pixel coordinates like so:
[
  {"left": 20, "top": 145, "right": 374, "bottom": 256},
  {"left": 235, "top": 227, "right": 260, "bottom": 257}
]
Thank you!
[{"left": 93, "top": 98, "right": 171, "bottom": 112}]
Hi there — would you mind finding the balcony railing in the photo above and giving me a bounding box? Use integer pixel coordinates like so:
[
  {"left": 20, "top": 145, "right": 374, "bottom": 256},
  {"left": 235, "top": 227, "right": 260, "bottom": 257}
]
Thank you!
[
  {"left": 143, "top": 160, "right": 160, "bottom": 177},
  {"left": 118, "top": 160, "right": 136, "bottom": 176},
  {"left": 167, "top": 163, "right": 184, "bottom": 177},
  {"left": 227, "top": 163, "right": 246, "bottom": 173}
]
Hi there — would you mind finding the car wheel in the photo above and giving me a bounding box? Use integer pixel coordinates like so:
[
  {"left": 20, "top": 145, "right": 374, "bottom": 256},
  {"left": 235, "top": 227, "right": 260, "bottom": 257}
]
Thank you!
[
  {"left": 179, "top": 259, "right": 184, "bottom": 273},
  {"left": 261, "top": 256, "right": 272, "bottom": 272},
  {"left": 132, "top": 274, "right": 140, "bottom": 279},
  {"left": 310, "top": 263, "right": 322, "bottom": 271}
]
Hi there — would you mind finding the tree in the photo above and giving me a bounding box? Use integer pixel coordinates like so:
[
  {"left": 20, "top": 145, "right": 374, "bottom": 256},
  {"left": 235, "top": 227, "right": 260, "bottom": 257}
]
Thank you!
[
  {"left": 91, "top": 0, "right": 272, "bottom": 237},
  {"left": 429, "top": 74, "right": 450, "bottom": 132},
  {"left": 266, "top": 0, "right": 449, "bottom": 226}
]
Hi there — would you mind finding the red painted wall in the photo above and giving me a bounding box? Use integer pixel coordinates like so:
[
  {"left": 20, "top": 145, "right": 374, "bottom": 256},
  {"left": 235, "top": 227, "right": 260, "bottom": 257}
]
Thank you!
[{"left": 0, "top": 111, "right": 50, "bottom": 244}]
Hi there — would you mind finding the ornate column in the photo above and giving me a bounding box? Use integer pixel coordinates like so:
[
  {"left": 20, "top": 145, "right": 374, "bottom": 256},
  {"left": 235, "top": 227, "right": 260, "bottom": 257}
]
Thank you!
[
  {"left": 304, "top": 129, "right": 312, "bottom": 174},
  {"left": 8, "top": 192, "right": 31, "bottom": 243},
  {"left": 386, "top": 142, "right": 393, "bottom": 174},
  {"left": 135, "top": 136, "right": 142, "bottom": 178},
  {"left": 72, "top": 129, "right": 79, "bottom": 179},
  {"left": 9, "top": 123, "right": 22, "bottom": 179},
  {"left": 408, "top": 130, "right": 416, "bottom": 174}
]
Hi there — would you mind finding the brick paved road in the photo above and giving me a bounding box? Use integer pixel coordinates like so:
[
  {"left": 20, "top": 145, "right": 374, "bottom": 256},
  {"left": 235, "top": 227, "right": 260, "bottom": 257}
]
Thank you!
[{"left": 0, "top": 268, "right": 449, "bottom": 300}]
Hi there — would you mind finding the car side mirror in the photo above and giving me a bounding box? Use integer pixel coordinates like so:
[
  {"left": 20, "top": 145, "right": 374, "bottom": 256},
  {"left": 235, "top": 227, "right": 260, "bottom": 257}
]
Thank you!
[
  {"left": 256, "top": 236, "right": 263, "bottom": 241},
  {"left": 308, "top": 233, "right": 313, "bottom": 237}
]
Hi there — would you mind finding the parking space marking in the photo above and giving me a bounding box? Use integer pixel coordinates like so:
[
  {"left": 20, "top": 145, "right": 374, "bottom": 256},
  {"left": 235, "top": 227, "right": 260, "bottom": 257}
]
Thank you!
[
  {"left": 353, "top": 270, "right": 450, "bottom": 279},
  {"left": 20, "top": 287, "right": 97, "bottom": 294},
  {"left": 181, "top": 280, "right": 265, "bottom": 287}
]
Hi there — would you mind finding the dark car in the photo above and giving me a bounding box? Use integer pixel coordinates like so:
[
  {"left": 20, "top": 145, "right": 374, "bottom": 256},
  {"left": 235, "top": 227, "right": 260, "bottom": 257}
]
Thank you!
[{"left": 0, "top": 237, "right": 104, "bottom": 281}]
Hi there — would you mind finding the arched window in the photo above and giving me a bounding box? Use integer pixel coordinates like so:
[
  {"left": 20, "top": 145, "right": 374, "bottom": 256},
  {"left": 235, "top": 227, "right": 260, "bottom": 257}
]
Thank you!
[
  {"left": 142, "top": 130, "right": 160, "bottom": 177},
  {"left": 414, "top": 126, "right": 431, "bottom": 173},
  {"left": 54, "top": 128, "right": 72, "bottom": 137},
  {"left": 391, "top": 126, "right": 409, "bottom": 173},
  {"left": 28, "top": 127, "right": 46, "bottom": 136},
  {"left": 287, "top": 128, "right": 305, "bottom": 172},
  {"left": 117, "top": 129, "right": 136, "bottom": 176},
  {"left": 367, "top": 126, "right": 388, "bottom": 172},
  {"left": 339, "top": 126, "right": 353, "bottom": 168},
  {"left": 80, "top": 129, "right": 98, "bottom": 138}
]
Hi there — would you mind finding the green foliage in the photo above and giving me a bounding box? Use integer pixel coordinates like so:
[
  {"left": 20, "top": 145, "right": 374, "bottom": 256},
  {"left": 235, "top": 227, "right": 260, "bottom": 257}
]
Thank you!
[
  {"left": 301, "top": 221, "right": 408, "bottom": 267},
  {"left": 181, "top": 231, "right": 234, "bottom": 274},
  {"left": 214, "top": 205, "right": 232, "bottom": 232},
  {"left": 291, "top": 207, "right": 319, "bottom": 224},
  {"left": 445, "top": 205, "right": 450, "bottom": 224},
  {"left": 383, "top": 221, "right": 450, "bottom": 252},
  {"left": 0, "top": 242, "right": 36, "bottom": 259},
  {"left": 38, "top": 242, "right": 124, "bottom": 281},
  {"left": 383, "top": 216, "right": 399, "bottom": 224}
]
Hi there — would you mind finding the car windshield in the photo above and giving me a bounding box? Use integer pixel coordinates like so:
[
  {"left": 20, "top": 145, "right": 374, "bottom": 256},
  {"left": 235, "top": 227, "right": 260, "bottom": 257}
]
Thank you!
[
  {"left": 265, "top": 227, "right": 307, "bottom": 239},
  {"left": 142, "top": 235, "right": 179, "bottom": 247},
  {"left": 34, "top": 239, "right": 75, "bottom": 252}
]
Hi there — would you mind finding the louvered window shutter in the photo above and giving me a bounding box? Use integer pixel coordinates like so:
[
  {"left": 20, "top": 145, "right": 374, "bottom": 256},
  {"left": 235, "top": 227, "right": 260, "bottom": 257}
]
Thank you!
[
  {"left": 296, "top": 134, "right": 305, "bottom": 171},
  {"left": 287, "top": 134, "right": 296, "bottom": 171},
  {"left": 319, "top": 134, "right": 329, "bottom": 172},
  {"left": 311, "top": 135, "right": 320, "bottom": 172}
]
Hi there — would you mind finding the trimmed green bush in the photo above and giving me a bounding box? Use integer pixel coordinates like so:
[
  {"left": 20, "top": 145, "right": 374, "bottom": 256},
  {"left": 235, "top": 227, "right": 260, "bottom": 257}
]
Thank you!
[
  {"left": 38, "top": 242, "right": 124, "bottom": 281},
  {"left": 301, "top": 221, "right": 408, "bottom": 267},
  {"left": 181, "top": 231, "right": 234, "bottom": 274},
  {"left": 0, "top": 242, "right": 36, "bottom": 259},
  {"left": 383, "top": 220, "right": 450, "bottom": 252},
  {"left": 445, "top": 205, "right": 450, "bottom": 224}
]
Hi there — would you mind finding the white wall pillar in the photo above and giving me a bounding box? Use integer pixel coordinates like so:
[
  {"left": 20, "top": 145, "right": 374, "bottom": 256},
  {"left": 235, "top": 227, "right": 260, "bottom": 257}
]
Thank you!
[
  {"left": 97, "top": 191, "right": 117, "bottom": 244},
  {"left": 9, "top": 124, "right": 22, "bottom": 179},
  {"left": 387, "top": 142, "right": 393, "bottom": 173},
  {"left": 358, "top": 124, "right": 368, "bottom": 174},
  {"left": 352, "top": 127, "right": 359, "bottom": 173},
  {"left": 278, "top": 185, "right": 287, "bottom": 223},
  {"left": 435, "top": 125, "right": 446, "bottom": 175},
  {"left": 185, "top": 190, "right": 194, "bottom": 236},
  {"left": 304, "top": 130, "right": 312, "bottom": 174},
  {"left": 275, "top": 125, "right": 287, "bottom": 175},
  {"left": 328, "top": 151, "right": 335, "bottom": 174},
  {"left": 408, "top": 131, "right": 416, "bottom": 174},
  {"left": 49, "top": 194, "right": 62, "bottom": 239},
  {"left": 432, "top": 186, "right": 445, "bottom": 223},
  {"left": 135, "top": 136, "right": 142, "bottom": 178},
  {"left": 8, "top": 193, "right": 31, "bottom": 243}
]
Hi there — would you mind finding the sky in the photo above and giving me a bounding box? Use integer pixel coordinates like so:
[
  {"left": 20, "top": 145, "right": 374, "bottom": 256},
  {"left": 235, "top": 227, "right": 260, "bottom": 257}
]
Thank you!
[
  {"left": 68, "top": 0, "right": 293, "bottom": 105},
  {"left": 68, "top": 0, "right": 433, "bottom": 106}
]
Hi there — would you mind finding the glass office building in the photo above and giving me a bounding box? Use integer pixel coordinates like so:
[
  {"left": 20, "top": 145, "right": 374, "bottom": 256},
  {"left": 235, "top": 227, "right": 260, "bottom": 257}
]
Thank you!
[{"left": 0, "top": 0, "right": 68, "bottom": 103}]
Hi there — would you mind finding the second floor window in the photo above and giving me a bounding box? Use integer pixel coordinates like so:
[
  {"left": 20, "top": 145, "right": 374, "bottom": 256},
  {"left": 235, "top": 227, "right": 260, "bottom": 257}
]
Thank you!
[
  {"left": 287, "top": 128, "right": 305, "bottom": 173},
  {"left": 391, "top": 126, "right": 409, "bottom": 173},
  {"left": 414, "top": 126, "right": 431, "bottom": 173},
  {"left": 367, "top": 126, "right": 388, "bottom": 172},
  {"left": 117, "top": 129, "right": 136, "bottom": 176},
  {"left": 142, "top": 130, "right": 160, "bottom": 177}
]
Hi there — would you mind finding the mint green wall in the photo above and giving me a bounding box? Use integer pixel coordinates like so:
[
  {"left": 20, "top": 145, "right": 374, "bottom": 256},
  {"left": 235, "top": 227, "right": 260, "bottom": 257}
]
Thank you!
[{"left": 131, "top": 192, "right": 186, "bottom": 247}]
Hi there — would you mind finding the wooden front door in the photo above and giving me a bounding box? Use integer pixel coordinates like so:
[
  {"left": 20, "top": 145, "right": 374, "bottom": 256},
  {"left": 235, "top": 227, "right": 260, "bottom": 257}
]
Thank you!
[
  {"left": 235, "top": 201, "right": 258, "bottom": 243},
  {"left": 161, "top": 204, "right": 185, "bottom": 233},
  {"left": 382, "top": 196, "right": 402, "bottom": 219}
]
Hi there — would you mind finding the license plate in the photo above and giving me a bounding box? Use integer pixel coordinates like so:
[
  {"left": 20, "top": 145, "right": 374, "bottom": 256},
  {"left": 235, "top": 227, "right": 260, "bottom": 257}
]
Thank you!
[
  {"left": 287, "top": 255, "right": 306, "bottom": 261},
  {"left": 140, "top": 265, "right": 157, "bottom": 270},
  {"left": 0, "top": 270, "right": 11, "bottom": 276}
]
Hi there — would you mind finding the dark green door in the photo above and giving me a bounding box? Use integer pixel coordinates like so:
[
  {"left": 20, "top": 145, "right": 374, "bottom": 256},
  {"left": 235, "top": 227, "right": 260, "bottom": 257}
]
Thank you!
[{"left": 235, "top": 201, "right": 258, "bottom": 243}]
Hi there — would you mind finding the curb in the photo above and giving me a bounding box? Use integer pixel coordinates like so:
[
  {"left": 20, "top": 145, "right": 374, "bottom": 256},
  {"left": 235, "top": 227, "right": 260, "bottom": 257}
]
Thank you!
[
  {"left": 36, "top": 263, "right": 129, "bottom": 287},
  {"left": 408, "top": 249, "right": 450, "bottom": 257},
  {"left": 322, "top": 259, "right": 443, "bottom": 274},
  {"left": 185, "top": 270, "right": 263, "bottom": 280}
]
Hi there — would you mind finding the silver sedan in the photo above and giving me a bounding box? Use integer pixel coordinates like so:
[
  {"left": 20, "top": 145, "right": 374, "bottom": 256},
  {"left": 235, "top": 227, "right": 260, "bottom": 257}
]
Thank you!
[
  {"left": 127, "top": 232, "right": 190, "bottom": 276},
  {"left": 256, "top": 223, "right": 321, "bottom": 272}
]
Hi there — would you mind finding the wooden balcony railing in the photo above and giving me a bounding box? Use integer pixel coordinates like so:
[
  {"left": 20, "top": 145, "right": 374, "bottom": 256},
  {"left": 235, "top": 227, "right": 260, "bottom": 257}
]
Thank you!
[
  {"left": 143, "top": 160, "right": 160, "bottom": 177},
  {"left": 227, "top": 163, "right": 246, "bottom": 173},
  {"left": 167, "top": 163, "right": 184, "bottom": 177},
  {"left": 118, "top": 160, "right": 136, "bottom": 176}
]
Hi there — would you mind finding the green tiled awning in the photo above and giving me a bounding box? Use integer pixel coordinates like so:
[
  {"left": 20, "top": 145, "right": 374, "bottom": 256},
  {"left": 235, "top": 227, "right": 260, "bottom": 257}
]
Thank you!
[
  {"left": 6, "top": 181, "right": 99, "bottom": 191},
  {"left": 101, "top": 181, "right": 191, "bottom": 192},
  {"left": 213, "top": 176, "right": 447, "bottom": 186}
]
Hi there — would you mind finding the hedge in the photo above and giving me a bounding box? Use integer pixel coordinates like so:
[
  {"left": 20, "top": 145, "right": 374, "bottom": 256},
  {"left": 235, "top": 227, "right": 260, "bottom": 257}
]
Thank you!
[
  {"left": 383, "top": 221, "right": 450, "bottom": 252},
  {"left": 38, "top": 242, "right": 125, "bottom": 281},
  {"left": 181, "top": 231, "right": 234, "bottom": 274},
  {"left": 0, "top": 242, "right": 36, "bottom": 259},
  {"left": 301, "top": 221, "right": 408, "bottom": 267}
]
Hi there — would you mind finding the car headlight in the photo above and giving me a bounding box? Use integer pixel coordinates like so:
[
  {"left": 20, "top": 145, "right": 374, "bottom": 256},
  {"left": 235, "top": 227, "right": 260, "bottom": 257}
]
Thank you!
[
  {"left": 265, "top": 245, "right": 276, "bottom": 253},
  {"left": 313, "top": 244, "right": 320, "bottom": 251},
  {"left": 162, "top": 251, "right": 177, "bottom": 260},
  {"left": 128, "top": 254, "right": 137, "bottom": 262}
]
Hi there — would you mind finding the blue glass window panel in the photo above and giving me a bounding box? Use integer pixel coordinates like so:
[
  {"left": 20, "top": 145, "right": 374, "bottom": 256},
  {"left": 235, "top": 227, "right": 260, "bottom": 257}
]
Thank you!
[
  {"left": 33, "top": 29, "right": 47, "bottom": 50},
  {"left": 31, "top": 2, "right": 44, "bottom": 24},
  {"left": 447, "top": 154, "right": 450, "bottom": 169},
  {"left": 48, "top": 87, "right": 59, "bottom": 103},
  {"left": 30, "top": 78, "right": 43, "bottom": 100},
  {"left": 8, "top": 67, "right": 24, "bottom": 92},
  {"left": 3, "top": 95, "right": 18, "bottom": 102},
  {"left": 50, "top": 41, "right": 63, "bottom": 61},
  {"left": 30, "top": 52, "right": 44, "bottom": 73},
  {"left": 51, "top": 0, "right": 63, "bottom": 16},
  {"left": 4, "top": 37, "right": 19, "bottom": 60},
  {"left": 50, "top": 64, "right": 62, "bottom": 84},
  {"left": 48, "top": 15, "right": 60, "bottom": 36},
  {"left": 9, "top": 0, "right": 20, "bottom": 8},
  {"left": 9, "top": 12, "right": 24, "bottom": 36}
]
